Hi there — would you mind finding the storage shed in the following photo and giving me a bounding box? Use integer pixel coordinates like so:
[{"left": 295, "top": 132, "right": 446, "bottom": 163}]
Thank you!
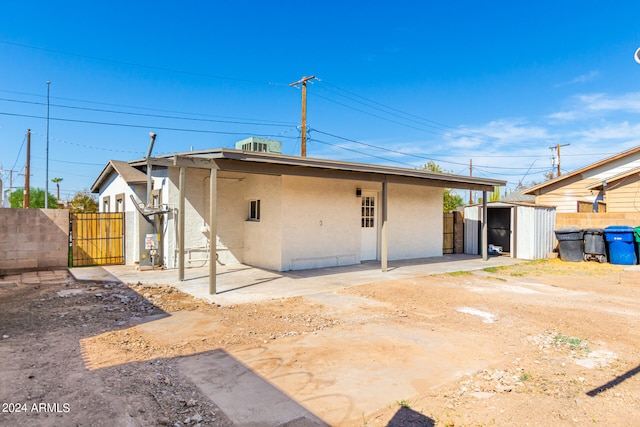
[{"left": 464, "top": 202, "right": 556, "bottom": 260}]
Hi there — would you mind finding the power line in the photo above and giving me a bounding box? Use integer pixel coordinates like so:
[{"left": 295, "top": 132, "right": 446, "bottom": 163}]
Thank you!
[
  {"left": 0, "top": 88, "right": 296, "bottom": 125},
  {"left": 311, "top": 138, "right": 417, "bottom": 167},
  {"left": 319, "top": 80, "right": 462, "bottom": 131},
  {"left": 310, "top": 91, "right": 448, "bottom": 136},
  {"left": 312, "top": 128, "right": 551, "bottom": 171},
  {"left": 315, "top": 83, "right": 459, "bottom": 135},
  {"left": 0, "top": 111, "right": 300, "bottom": 139},
  {"left": 316, "top": 80, "right": 496, "bottom": 141},
  {"left": 0, "top": 96, "right": 297, "bottom": 127},
  {"left": 10, "top": 134, "right": 27, "bottom": 171},
  {"left": 30, "top": 132, "right": 145, "bottom": 154}
]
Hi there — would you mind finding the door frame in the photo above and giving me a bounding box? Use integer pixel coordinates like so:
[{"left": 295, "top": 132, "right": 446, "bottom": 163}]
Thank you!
[{"left": 360, "top": 190, "right": 379, "bottom": 260}]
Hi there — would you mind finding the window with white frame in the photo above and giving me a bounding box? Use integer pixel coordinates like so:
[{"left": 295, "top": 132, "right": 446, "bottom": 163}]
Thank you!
[
  {"left": 248, "top": 199, "right": 261, "bottom": 221},
  {"left": 361, "top": 196, "right": 375, "bottom": 227}
]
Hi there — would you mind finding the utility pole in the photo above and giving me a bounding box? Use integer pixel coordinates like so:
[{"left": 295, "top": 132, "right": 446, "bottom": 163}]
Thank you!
[
  {"left": 549, "top": 143, "right": 570, "bottom": 177},
  {"left": 290, "top": 75, "right": 315, "bottom": 157},
  {"left": 24, "top": 129, "right": 31, "bottom": 208}
]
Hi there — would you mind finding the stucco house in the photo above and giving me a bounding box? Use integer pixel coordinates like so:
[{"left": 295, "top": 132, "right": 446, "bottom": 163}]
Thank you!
[
  {"left": 90, "top": 143, "right": 505, "bottom": 293},
  {"left": 523, "top": 145, "right": 640, "bottom": 213}
]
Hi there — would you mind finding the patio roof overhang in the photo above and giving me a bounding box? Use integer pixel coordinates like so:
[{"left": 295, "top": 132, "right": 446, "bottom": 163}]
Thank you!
[{"left": 127, "top": 148, "right": 505, "bottom": 192}]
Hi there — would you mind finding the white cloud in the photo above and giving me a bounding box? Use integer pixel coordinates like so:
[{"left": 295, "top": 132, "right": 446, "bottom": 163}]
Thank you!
[
  {"left": 566, "top": 121, "right": 640, "bottom": 142},
  {"left": 557, "top": 70, "right": 600, "bottom": 86},
  {"left": 548, "top": 92, "right": 640, "bottom": 122}
]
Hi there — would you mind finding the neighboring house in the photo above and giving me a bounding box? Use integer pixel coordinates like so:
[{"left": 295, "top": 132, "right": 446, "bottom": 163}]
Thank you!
[
  {"left": 91, "top": 144, "right": 505, "bottom": 280},
  {"left": 523, "top": 145, "right": 640, "bottom": 213}
]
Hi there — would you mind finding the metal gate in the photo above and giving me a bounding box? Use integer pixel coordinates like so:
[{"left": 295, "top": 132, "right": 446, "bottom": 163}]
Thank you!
[
  {"left": 71, "top": 212, "right": 125, "bottom": 266},
  {"left": 443, "top": 212, "right": 455, "bottom": 254}
]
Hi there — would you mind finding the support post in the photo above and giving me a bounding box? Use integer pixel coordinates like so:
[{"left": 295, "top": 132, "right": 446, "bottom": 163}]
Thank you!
[
  {"left": 178, "top": 167, "right": 185, "bottom": 281},
  {"left": 381, "top": 180, "right": 388, "bottom": 272},
  {"left": 482, "top": 191, "right": 488, "bottom": 261},
  {"left": 209, "top": 168, "right": 217, "bottom": 295}
]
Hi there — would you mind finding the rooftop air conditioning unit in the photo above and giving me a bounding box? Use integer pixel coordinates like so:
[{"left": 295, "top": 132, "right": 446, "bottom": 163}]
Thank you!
[{"left": 235, "top": 137, "right": 282, "bottom": 154}]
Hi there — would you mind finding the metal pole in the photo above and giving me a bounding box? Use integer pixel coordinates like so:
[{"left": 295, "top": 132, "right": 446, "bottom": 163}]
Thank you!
[
  {"left": 178, "top": 167, "right": 185, "bottom": 281},
  {"left": 146, "top": 132, "right": 157, "bottom": 207},
  {"left": 482, "top": 191, "right": 488, "bottom": 261},
  {"left": 24, "top": 129, "right": 31, "bottom": 208},
  {"left": 209, "top": 168, "right": 217, "bottom": 295},
  {"left": 45, "top": 81, "right": 50, "bottom": 208},
  {"left": 381, "top": 180, "right": 388, "bottom": 272}
]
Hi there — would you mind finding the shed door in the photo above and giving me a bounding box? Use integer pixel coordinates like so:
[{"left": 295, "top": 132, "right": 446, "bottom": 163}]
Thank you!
[
  {"left": 487, "top": 207, "right": 511, "bottom": 253},
  {"left": 360, "top": 192, "right": 378, "bottom": 260}
]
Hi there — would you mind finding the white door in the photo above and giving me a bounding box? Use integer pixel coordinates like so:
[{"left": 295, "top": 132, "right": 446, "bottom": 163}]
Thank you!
[{"left": 360, "top": 192, "right": 378, "bottom": 260}]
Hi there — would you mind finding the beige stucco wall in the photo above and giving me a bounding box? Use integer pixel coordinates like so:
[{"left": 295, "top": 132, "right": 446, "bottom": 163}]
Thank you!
[
  {"left": 387, "top": 183, "right": 443, "bottom": 259},
  {"left": 165, "top": 168, "right": 247, "bottom": 268},
  {"left": 242, "top": 173, "right": 283, "bottom": 270},
  {"left": 107, "top": 167, "right": 447, "bottom": 272},
  {"left": 280, "top": 176, "right": 362, "bottom": 270},
  {"left": 0, "top": 209, "right": 69, "bottom": 273}
]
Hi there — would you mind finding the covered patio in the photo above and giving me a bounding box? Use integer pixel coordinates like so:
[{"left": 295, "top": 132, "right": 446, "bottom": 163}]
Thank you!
[{"left": 72, "top": 254, "right": 525, "bottom": 306}]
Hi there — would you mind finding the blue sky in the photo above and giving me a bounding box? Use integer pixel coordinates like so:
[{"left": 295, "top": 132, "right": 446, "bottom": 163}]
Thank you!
[{"left": 2, "top": 1, "right": 640, "bottom": 201}]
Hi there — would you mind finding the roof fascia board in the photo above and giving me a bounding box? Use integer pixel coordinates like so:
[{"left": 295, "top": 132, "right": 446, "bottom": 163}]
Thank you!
[
  {"left": 586, "top": 168, "right": 640, "bottom": 190},
  {"left": 127, "top": 148, "right": 505, "bottom": 190},
  {"left": 524, "top": 145, "right": 640, "bottom": 194}
]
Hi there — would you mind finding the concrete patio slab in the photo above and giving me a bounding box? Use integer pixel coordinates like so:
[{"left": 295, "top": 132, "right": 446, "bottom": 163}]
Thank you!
[{"left": 71, "top": 254, "right": 525, "bottom": 306}]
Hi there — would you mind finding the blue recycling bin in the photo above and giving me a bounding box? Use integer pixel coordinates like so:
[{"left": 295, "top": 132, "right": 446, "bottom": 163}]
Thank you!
[{"left": 604, "top": 226, "right": 637, "bottom": 265}]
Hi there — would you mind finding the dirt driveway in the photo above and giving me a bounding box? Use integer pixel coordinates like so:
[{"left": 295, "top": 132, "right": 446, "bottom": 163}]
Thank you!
[{"left": 2, "top": 260, "right": 640, "bottom": 426}]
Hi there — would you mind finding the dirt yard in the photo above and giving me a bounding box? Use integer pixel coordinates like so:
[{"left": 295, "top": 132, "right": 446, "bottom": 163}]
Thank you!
[{"left": 2, "top": 259, "right": 640, "bottom": 426}]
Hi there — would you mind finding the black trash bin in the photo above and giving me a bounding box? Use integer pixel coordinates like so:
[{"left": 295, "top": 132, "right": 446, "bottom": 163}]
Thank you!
[
  {"left": 583, "top": 228, "right": 606, "bottom": 263},
  {"left": 554, "top": 228, "right": 584, "bottom": 262}
]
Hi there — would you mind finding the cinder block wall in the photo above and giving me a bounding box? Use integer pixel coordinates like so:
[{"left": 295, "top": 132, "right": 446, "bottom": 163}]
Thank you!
[
  {"left": 0, "top": 209, "right": 69, "bottom": 274},
  {"left": 556, "top": 212, "right": 640, "bottom": 229}
]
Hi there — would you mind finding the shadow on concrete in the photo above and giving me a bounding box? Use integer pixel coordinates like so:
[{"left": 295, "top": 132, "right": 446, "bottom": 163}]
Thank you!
[
  {"left": 386, "top": 406, "right": 435, "bottom": 426},
  {"left": 586, "top": 363, "right": 640, "bottom": 397},
  {"left": 216, "top": 276, "right": 280, "bottom": 294},
  {"left": 177, "top": 265, "right": 257, "bottom": 282},
  {"left": 175, "top": 349, "right": 330, "bottom": 426},
  {"left": 282, "top": 254, "right": 493, "bottom": 279}
]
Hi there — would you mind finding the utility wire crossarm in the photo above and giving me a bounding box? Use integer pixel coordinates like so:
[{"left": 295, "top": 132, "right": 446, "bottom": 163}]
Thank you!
[{"left": 549, "top": 143, "right": 570, "bottom": 177}]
